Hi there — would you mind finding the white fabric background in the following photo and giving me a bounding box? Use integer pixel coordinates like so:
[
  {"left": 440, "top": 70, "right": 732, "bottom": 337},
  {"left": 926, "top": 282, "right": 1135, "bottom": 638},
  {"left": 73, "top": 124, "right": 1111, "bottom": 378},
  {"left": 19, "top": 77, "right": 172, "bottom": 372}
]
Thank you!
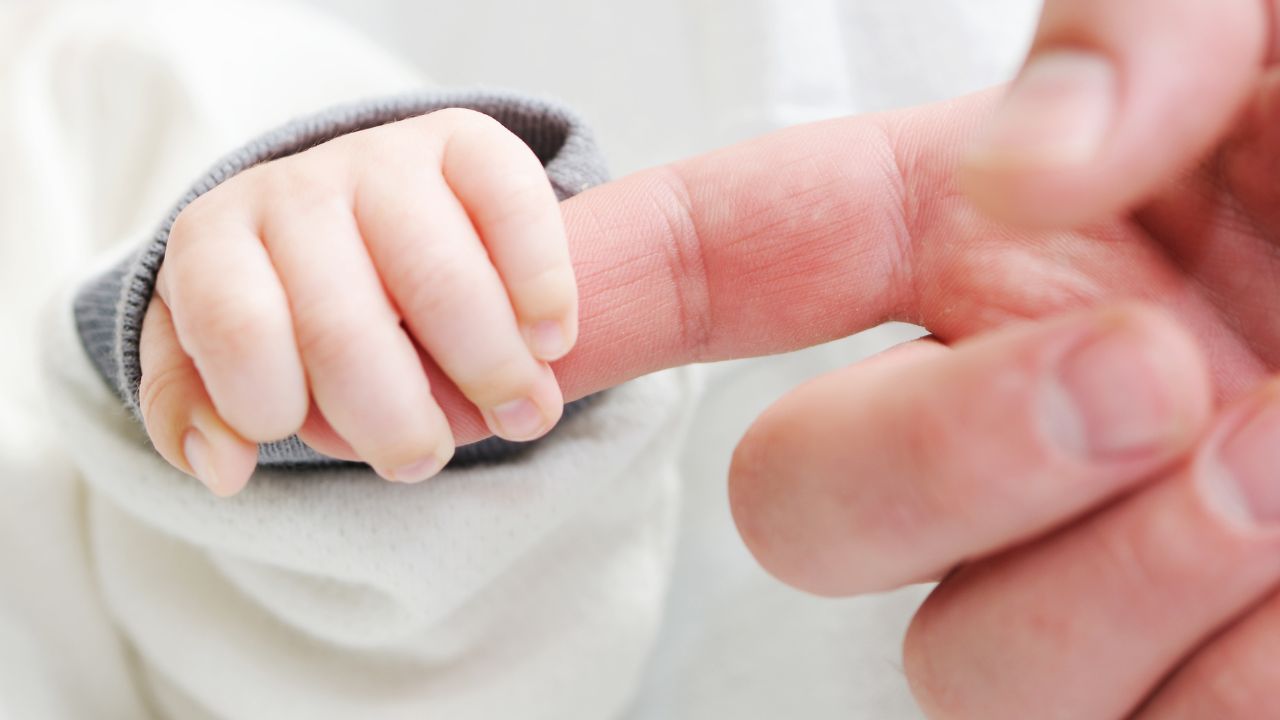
[
  {"left": 0, "top": 1, "right": 1040, "bottom": 718},
  {"left": 303, "top": 0, "right": 1040, "bottom": 174}
]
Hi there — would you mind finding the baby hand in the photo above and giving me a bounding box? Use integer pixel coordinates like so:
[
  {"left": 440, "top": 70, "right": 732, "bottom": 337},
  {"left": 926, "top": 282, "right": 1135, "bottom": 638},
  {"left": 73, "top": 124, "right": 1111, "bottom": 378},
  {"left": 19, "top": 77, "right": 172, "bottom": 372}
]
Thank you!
[{"left": 137, "top": 109, "right": 576, "bottom": 495}]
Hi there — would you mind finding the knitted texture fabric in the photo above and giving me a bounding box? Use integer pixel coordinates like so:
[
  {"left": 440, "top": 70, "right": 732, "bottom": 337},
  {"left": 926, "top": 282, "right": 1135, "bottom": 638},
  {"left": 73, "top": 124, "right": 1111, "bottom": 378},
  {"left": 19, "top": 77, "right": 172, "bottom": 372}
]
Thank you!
[{"left": 72, "top": 89, "right": 610, "bottom": 467}]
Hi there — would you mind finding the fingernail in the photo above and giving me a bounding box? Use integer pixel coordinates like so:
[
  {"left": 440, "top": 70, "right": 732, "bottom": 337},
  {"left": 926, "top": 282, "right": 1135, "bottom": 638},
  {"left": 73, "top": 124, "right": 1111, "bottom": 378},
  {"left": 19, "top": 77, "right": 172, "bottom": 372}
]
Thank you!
[
  {"left": 1046, "top": 317, "right": 1186, "bottom": 460},
  {"left": 528, "top": 320, "right": 570, "bottom": 361},
  {"left": 182, "top": 428, "right": 220, "bottom": 494},
  {"left": 485, "top": 397, "right": 548, "bottom": 441},
  {"left": 1206, "top": 389, "right": 1280, "bottom": 528},
  {"left": 969, "top": 50, "right": 1116, "bottom": 169},
  {"left": 389, "top": 453, "right": 448, "bottom": 484}
]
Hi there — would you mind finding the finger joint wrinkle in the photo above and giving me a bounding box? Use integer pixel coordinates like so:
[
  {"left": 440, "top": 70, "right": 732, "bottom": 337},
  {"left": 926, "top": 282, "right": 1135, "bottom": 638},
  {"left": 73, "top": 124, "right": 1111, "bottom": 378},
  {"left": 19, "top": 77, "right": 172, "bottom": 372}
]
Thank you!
[{"left": 650, "top": 165, "right": 714, "bottom": 362}]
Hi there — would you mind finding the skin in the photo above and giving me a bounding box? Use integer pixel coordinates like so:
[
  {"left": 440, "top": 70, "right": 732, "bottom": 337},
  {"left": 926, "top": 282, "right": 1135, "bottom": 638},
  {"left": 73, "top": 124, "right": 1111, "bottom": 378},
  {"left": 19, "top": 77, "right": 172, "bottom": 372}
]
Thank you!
[
  {"left": 731, "top": 2, "right": 1280, "bottom": 716},
  {"left": 142, "top": 108, "right": 577, "bottom": 493},
  {"left": 138, "top": 0, "right": 1280, "bottom": 714}
]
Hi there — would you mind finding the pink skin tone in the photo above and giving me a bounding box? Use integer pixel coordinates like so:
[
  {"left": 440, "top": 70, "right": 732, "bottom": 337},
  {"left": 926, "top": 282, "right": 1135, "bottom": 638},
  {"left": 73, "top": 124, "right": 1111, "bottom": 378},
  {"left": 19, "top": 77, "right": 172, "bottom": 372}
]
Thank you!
[
  {"left": 729, "top": 1, "right": 1280, "bottom": 715},
  {"left": 142, "top": 108, "right": 578, "bottom": 493},
  {"left": 140, "top": 0, "right": 1280, "bottom": 715}
]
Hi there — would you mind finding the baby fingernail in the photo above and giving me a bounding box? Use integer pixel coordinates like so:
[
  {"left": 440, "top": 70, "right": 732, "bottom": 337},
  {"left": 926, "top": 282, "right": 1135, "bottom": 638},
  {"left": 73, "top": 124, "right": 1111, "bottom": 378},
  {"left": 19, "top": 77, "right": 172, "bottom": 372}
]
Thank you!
[
  {"left": 182, "top": 429, "right": 220, "bottom": 494},
  {"left": 1206, "top": 390, "right": 1280, "bottom": 528},
  {"left": 390, "top": 453, "right": 448, "bottom": 484},
  {"left": 1046, "top": 316, "right": 1187, "bottom": 460},
  {"left": 528, "top": 320, "right": 570, "bottom": 361},
  {"left": 485, "top": 397, "right": 548, "bottom": 441},
  {"left": 969, "top": 50, "right": 1115, "bottom": 169}
]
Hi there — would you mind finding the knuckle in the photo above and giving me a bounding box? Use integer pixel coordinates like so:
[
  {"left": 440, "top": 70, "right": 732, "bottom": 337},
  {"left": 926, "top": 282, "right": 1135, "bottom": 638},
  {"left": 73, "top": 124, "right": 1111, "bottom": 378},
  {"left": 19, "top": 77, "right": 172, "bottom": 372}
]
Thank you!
[
  {"left": 394, "top": 420, "right": 456, "bottom": 462},
  {"left": 453, "top": 353, "right": 540, "bottom": 407},
  {"left": 508, "top": 265, "right": 576, "bottom": 319},
  {"left": 292, "top": 300, "right": 369, "bottom": 372},
  {"left": 259, "top": 177, "right": 357, "bottom": 259},
  {"left": 264, "top": 158, "right": 338, "bottom": 210},
  {"left": 182, "top": 292, "right": 285, "bottom": 363},
  {"left": 431, "top": 106, "right": 501, "bottom": 132},
  {"left": 1086, "top": 505, "right": 1177, "bottom": 593},
  {"left": 646, "top": 165, "right": 713, "bottom": 361},
  {"left": 138, "top": 361, "right": 197, "bottom": 436},
  {"left": 347, "top": 118, "right": 444, "bottom": 170},
  {"left": 438, "top": 109, "right": 541, "bottom": 173},
  {"left": 396, "top": 251, "right": 477, "bottom": 321},
  {"left": 478, "top": 173, "right": 557, "bottom": 228},
  {"left": 375, "top": 438, "right": 457, "bottom": 481},
  {"left": 167, "top": 208, "right": 197, "bottom": 251},
  {"left": 345, "top": 126, "right": 416, "bottom": 170},
  {"left": 265, "top": 157, "right": 313, "bottom": 193},
  {"left": 167, "top": 193, "right": 223, "bottom": 251}
]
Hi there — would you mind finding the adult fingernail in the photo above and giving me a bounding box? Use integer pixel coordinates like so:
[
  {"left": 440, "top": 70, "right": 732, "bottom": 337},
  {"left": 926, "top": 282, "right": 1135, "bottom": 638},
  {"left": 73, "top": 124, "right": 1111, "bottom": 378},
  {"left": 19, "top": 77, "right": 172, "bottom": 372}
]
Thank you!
[
  {"left": 182, "top": 428, "right": 220, "bottom": 494},
  {"left": 1047, "top": 316, "right": 1187, "bottom": 460},
  {"left": 968, "top": 50, "right": 1116, "bottom": 169},
  {"left": 485, "top": 397, "right": 548, "bottom": 441},
  {"left": 389, "top": 453, "right": 448, "bottom": 484},
  {"left": 528, "top": 320, "right": 570, "bottom": 361},
  {"left": 1205, "top": 389, "right": 1280, "bottom": 528}
]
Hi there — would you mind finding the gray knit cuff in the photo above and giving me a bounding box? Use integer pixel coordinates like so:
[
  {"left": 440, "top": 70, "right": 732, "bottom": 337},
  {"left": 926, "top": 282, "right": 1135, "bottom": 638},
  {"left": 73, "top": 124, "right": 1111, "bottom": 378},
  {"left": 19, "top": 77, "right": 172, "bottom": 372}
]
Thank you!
[{"left": 73, "top": 89, "right": 609, "bottom": 468}]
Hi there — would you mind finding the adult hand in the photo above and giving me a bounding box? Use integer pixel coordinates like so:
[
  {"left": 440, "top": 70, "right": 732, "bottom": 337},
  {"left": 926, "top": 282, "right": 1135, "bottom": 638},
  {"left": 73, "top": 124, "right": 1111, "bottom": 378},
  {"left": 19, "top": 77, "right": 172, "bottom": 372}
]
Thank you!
[
  {"left": 963, "top": 0, "right": 1278, "bottom": 228},
  {"left": 725, "top": 69, "right": 1280, "bottom": 720}
]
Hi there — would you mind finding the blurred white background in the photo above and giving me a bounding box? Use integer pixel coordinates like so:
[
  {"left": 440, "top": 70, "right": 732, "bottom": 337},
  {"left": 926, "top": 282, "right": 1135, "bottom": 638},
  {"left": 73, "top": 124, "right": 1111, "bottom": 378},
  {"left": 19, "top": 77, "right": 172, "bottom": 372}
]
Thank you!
[{"left": 299, "top": 0, "right": 1038, "bottom": 174}]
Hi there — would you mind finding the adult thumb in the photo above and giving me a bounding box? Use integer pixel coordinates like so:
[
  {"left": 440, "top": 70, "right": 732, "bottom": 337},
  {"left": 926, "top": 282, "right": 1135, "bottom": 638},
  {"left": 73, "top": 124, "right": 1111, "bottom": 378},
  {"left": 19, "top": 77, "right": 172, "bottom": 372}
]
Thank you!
[{"left": 961, "top": 0, "right": 1272, "bottom": 228}]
